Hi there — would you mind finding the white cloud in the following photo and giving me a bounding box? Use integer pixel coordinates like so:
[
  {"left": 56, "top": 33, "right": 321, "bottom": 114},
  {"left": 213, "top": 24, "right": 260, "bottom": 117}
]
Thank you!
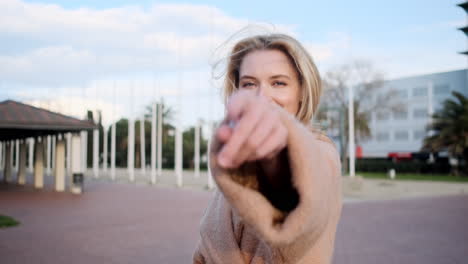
[
  {"left": 0, "top": 0, "right": 261, "bottom": 86},
  {"left": 304, "top": 32, "right": 352, "bottom": 72},
  {"left": 0, "top": 0, "right": 361, "bottom": 125},
  {"left": 0, "top": 0, "right": 303, "bottom": 88}
]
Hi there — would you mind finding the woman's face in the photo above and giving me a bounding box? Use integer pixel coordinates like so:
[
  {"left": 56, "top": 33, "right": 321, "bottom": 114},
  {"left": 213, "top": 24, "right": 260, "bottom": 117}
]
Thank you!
[{"left": 238, "top": 49, "right": 301, "bottom": 116}]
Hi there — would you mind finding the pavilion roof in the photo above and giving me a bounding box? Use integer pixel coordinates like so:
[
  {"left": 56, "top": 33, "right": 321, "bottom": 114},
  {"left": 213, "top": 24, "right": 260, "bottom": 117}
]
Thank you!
[{"left": 0, "top": 100, "right": 96, "bottom": 141}]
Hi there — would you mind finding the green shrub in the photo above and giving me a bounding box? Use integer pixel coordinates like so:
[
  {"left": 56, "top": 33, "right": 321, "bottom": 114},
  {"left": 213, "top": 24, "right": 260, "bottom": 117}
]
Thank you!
[
  {"left": 0, "top": 215, "right": 20, "bottom": 228},
  {"left": 355, "top": 158, "right": 451, "bottom": 174}
]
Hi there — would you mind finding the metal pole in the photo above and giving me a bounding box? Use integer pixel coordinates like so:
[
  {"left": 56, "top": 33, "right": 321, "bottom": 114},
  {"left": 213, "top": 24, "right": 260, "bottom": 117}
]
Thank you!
[
  {"left": 157, "top": 103, "right": 163, "bottom": 178},
  {"left": 207, "top": 122, "right": 215, "bottom": 189},
  {"left": 151, "top": 102, "right": 157, "bottom": 184},
  {"left": 348, "top": 85, "right": 356, "bottom": 178},
  {"left": 175, "top": 127, "right": 183, "bottom": 187},
  {"left": 128, "top": 117, "right": 135, "bottom": 182},
  {"left": 140, "top": 117, "right": 146, "bottom": 174},
  {"left": 194, "top": 120, "right": 200, "bottom": 178},
  {"left": 175, "top": 39, "right": 183, "bottom": 188},
  {"left": 93, "top": 128, "right": 99, "bottom": 178},
  {"left": 111, "top": 122, "right": 116, "bottom": 180},
  {"left": 103, "top": 126, "right": 108, "bottom": 173}
]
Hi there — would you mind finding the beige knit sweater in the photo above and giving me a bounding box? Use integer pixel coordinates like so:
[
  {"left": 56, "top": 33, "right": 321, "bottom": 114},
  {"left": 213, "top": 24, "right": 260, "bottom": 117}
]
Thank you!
[{"left": 193, "top": 108, "right": 342, "bottom": 264}]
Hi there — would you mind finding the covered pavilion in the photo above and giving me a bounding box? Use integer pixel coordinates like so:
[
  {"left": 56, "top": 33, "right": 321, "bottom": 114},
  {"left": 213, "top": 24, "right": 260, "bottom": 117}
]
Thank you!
[{"left": 0, "top": 100, "right": 96, "bottom": 193}]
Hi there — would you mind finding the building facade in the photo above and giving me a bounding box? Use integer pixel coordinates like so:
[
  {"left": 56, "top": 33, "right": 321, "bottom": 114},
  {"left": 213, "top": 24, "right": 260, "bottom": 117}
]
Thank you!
[{"left": 360, "top": 69, "right": 468, "bottom": 157}]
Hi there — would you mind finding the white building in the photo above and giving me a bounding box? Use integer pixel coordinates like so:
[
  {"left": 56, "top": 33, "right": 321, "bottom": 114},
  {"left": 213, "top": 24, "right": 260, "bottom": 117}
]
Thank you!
[{"left": 361, "top": 69, "right": 468, "bottom": 157}]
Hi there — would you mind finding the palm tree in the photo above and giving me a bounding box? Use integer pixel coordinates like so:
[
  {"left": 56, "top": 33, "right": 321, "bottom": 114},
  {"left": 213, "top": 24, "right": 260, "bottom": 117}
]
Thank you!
[{"left": 423, "top": 91, "right": 468, "bottom": 175}]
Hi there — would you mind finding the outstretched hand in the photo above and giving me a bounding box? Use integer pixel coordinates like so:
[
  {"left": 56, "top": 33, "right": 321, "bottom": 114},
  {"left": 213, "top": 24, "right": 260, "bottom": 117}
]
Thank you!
[{"left": 216, "top": 90, "right": 288, "bottom": 169}]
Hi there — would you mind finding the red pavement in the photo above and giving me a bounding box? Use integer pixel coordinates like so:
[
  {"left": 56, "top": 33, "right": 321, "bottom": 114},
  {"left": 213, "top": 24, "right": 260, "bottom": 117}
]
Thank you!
[{"left": 1, "top": 181, "right": 467, "bottom": 264}]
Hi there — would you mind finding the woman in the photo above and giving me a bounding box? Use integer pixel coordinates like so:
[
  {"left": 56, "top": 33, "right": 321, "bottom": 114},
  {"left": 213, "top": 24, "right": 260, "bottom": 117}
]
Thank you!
[{"left": 193, "top": 33, "right": 342, "bottom": 264}]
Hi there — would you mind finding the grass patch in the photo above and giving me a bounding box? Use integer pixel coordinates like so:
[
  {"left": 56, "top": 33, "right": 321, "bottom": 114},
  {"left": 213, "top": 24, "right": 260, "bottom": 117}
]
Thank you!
[
  {"left": 357, "top": 172, "right": 468, "bottom": 182},
  {"left": 0, "top": 215, "right": 20, "bottom": 228}
]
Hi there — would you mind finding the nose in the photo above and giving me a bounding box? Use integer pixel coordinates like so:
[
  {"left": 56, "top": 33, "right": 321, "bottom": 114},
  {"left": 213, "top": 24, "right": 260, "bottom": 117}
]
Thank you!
[{"left": 256, "top": 83, "right": 271, "bottom": 99}]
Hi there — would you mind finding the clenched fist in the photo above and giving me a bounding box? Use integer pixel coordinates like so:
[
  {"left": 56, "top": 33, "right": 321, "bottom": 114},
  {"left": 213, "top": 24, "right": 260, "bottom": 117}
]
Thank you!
[{"left": 216, "top": 90, "right": 288, "bottom": 169}]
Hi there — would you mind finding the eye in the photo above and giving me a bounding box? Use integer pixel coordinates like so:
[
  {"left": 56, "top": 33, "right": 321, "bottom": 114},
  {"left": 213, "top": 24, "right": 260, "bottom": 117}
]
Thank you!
[
  {"left": 241, "top": 82, "right": 256, "bottom": 89},
  {"left": 272, "top": 81, "right": 287, "bottom": 87}
]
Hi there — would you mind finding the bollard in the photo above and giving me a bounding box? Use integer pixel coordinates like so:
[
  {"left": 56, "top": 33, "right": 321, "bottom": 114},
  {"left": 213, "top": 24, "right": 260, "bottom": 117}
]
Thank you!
[{"left": 388, "top": 168, "right": 396, "bottom": 180}]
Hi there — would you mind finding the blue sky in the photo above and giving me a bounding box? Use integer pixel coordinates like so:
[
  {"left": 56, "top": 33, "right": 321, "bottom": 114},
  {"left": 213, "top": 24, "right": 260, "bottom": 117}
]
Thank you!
[{"left": 0, "top": 0, "right": 466, "bottom": 126}]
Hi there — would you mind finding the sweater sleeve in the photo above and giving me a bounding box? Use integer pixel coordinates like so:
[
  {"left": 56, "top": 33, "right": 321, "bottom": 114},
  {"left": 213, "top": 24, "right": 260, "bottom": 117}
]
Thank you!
[{"left": 209, "top": 105, "right": 342, "bottom": 262}]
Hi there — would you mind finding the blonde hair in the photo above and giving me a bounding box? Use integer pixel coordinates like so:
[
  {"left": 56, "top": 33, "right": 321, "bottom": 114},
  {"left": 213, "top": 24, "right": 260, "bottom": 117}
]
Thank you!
[{"left": 221, "top": 33, "right": 322, "bottom": 123}]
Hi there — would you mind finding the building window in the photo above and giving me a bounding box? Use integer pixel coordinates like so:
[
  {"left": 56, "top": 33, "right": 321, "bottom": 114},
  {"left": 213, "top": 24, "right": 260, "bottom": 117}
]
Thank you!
[
  {"left": 413, "top": 108, "right": 427, "bottom": 119},
  {"left": 434, "top": 84, "right": 450, "bottom": 95},
  {"left": 412, "top": 86, "right": 427, "bottom": 97},
  {"left": 376, "top": 111, "right": 390, "bottom": 121},
  {"left": 397, "top": 89, "right": 408, "bottom": 99},
  {"left": 393, "top": 107, "right": 408, "bottom": 120},
  {"left": 395, "top": 130, "right": 409, "bottom": 141},
  {"left": 413, "top": 130, "right": 426, "bottom": 140},
  {"left": 376, "top": 132, "right": 390, "bottom": 142}
]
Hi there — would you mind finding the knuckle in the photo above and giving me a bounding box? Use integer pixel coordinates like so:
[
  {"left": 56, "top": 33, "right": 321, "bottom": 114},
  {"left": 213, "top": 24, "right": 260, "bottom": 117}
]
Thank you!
[
  {"left": 255, "top": 148, "right": 267, "bottom": 159},
  {"left": 245, "top": 138, "right": 258, "bottom": 151}
]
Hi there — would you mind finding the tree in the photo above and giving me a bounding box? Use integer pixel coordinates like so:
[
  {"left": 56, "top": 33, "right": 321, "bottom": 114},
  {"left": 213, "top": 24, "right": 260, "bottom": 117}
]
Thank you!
[
  {"left": 106, "top": 101, "right": 208, "bottom": 170},
  {"left": 320, "top": 60, "right": 402, "bottom": 173},
  {"left": 423, "top": 91, "right": 468, "bottom": 175}
]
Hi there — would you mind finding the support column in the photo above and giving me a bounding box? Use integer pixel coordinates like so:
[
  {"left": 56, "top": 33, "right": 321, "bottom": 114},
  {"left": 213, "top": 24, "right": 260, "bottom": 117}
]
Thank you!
[
  {"left": 34, "top": 137, "right": 45, "bottom": 189},
  {"left": 128, "top": 118, "right": 135, "bottom": 182},
  {"left": 71, "top": 133, "right": 83, "bottom": 194},
  {"left": 15, "top": 140, "right": 19, "bottom": 172},
  {"left": 194, "top": 120, "right": 200, "bottom": 178},
  {"left": 18, "top": 140, "right": 27, "bottom": 185},
  {"left": 93, "top": 128, "right": 99, "bottom": 178},
  {"left": 140, "top": 117, "right": 146, "bottom": 174},
  {"left": 111, "top": 123, "right": 116, "bottom": 180},
  {"left": 3, "top": 142, "right": 12, "bottom": 183},
  {"left": 10, "top": 140, "right": 14, "bottom": 178},
  {"left": 81, "top": 131, "right": 87, "bottom": 174},
  {"left": 54, "top": 136, "right": 66, "bottom": 192},
  {"left": 46, "top": 135, "right": 51, "bottom": 175},
  {"left": 151, "top": 102, "right": 157, "bottom": 184},
  {"left": 66, "top": 133, "right": 72, "bottom": 175},
  {"left": 103, "top": 127, "right": 108, "bottom": 173},
  {"left": 28, "top": 138, "right": 34, "bottom": 173},
  {"left": 51, "top": 135, "right": 56, "bottom": 173},
  {"left": 0, "top": 142, "right": 3, "bottom": 171}
]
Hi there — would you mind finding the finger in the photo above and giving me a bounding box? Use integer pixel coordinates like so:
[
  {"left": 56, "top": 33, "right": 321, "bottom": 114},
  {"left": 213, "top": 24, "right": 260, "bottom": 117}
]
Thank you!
[
  {"left": 216, "top": 124, "right": 232, "bottom": 144},
  {"left": 225, "top": 90, "right": 254, "bottom": 122},
  {"left": 218, "top": 100, "right": 265, "bottom": 168},
  {"left": 243, "top": 111, "right": 277, "bottom": 162},
  {"left": 252, "top": 124, "right": 287, "bottom": 161}
]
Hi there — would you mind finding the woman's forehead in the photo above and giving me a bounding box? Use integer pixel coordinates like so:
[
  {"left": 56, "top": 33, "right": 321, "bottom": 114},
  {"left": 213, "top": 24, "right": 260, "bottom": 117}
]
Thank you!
[{"left": 239, "top": 49, "right": 297, "bottom": 78}]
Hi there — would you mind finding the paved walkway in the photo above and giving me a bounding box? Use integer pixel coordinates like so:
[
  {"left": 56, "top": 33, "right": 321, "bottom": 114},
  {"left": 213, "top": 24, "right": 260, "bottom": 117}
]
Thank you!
[{"left": 1, "top": 171, "right": 468, "bottom": 263}]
